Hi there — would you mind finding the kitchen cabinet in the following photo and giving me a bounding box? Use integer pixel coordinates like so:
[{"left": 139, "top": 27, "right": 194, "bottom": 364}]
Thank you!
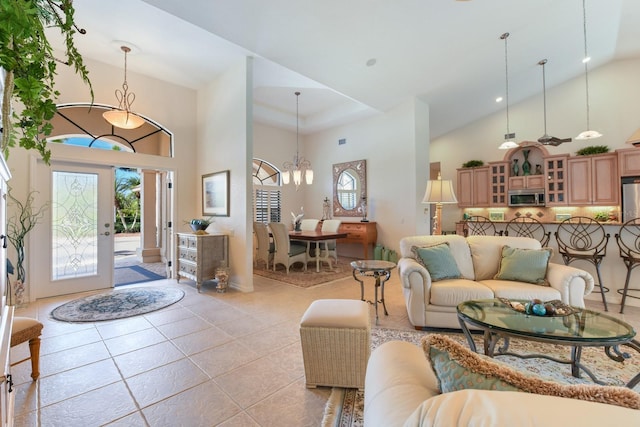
[
  {"left": 508, "top": 175, "right": 545, "bottom": 190},
  {"left": 489, "top": 161, "right": 509, "bottom": 206},
  {"left": 618, "top": 148, "right": 640, "bottom": 177},
  {"left": 177, "top": 233, "right": 229, "bottom": 291},
  {"left": 567, "top": 153, "right": 618, "bottom": 206},
  {"left": 457, "top": 166, "right": 490, "bottom": 207},
  {"left": 544, "top": 154, "right": 568, "bottom": 206}
]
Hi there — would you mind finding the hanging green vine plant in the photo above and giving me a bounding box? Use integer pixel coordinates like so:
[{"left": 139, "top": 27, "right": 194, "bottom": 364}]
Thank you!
[{"left": 0, "top": 0, "right": 93, "bottom": 164}]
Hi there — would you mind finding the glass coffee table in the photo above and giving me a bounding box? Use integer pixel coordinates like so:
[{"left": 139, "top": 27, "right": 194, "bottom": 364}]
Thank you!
[{"left": 457, "top": 299, "right": 640, "bottom": 388}]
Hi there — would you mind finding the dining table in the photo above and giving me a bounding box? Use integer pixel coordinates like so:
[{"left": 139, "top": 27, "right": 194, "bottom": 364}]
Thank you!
[{"left": 289, "top": 230, "right": 348, "bottom": 272}]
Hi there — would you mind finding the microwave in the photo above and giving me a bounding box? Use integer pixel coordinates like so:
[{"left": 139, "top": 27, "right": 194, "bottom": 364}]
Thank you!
[{"left": 508, "top": 189, "right": 545, "bottom": 207}]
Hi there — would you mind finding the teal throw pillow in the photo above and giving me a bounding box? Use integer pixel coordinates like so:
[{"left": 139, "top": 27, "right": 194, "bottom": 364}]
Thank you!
[
  {"left": 411, "top": 243, "right": 461, "bottom": 281},
  {"left": 494, "top": 245, "right": 552, "bottom": 285}
]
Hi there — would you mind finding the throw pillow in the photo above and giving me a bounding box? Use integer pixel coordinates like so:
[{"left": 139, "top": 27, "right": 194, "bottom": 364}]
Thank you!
[
  {"left": 494, "top": 245, "right": 552, "bottom": 285},
  {"left": 411, "top": 243, "right": 461, "bottom": 281},
  {"left": 422, "top": 334, "right": 640, "bottom": 410}
]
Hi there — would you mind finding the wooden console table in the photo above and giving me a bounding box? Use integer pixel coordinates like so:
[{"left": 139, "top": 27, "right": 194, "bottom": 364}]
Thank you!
[
  {"left": 176, "top": 232, "right": 228, "bottom": 292},
  {"left": 336, "top": 221, "right": 378, "bottom": 259}
]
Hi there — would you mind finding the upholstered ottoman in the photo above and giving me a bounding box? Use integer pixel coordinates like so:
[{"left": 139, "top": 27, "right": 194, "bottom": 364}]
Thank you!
[{"left": 300, "top": 299, "right": 371, "bottom": 390}]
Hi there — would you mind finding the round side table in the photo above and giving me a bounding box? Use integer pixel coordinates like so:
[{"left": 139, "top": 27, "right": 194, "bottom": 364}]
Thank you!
[{"left": 350, "top": 260, "right": 396, "bottom": 324}]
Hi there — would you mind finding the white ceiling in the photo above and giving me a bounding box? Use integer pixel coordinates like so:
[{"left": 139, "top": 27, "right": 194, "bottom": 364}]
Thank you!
[{"left": 56, "top": 0, "right": 640, "bottom": 138}]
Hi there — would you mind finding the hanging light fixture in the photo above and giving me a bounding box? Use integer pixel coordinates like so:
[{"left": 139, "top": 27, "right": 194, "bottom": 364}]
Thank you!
[
  {"left": 537, "top": 59, "right": 572, "bottom": 146},
  {"left": 282, "top": 91, "right": 313, "bottom": 190},
  {"left": 498, "top": 32, "right": 518, "bottom": 150},
  {"left": 102, "top": 45, "right": 145, "bottom": 130},
  {"left": 575, "top": 0, "right": 602, "bottom": 140}
]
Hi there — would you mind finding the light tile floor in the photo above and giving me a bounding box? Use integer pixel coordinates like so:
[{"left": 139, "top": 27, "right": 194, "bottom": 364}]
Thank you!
[{"left": 10, "top": 272, "right": 640, "bottom": 426}]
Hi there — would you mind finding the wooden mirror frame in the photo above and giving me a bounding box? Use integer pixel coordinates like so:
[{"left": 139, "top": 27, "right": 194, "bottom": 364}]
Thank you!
[{"left": 333, "top": 159, "right": 367, "bottom": 217}]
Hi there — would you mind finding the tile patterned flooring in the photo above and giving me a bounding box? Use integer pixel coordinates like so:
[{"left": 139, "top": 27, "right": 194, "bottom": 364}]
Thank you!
[{"left": 10, "top": 272, "right": 640, "bottom": 426}]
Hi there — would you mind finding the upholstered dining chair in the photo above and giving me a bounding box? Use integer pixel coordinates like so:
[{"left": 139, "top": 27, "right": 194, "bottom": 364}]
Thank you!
[
  {"left": 504, "top": 217, "right": 551, "bottom": 246},
  {"left": 318, "top": 219, "right": 342, "bottom": 268},
  {"left": 463, "top": 215, "right": 498, "bottom": 237},
  {"left": 614, "top": 218, "right": 640, "bottom": 314},
  {"left": 269, "top": 222, "right": 307, "bottom": 274},
  {"left": 555, "top": 216, "right": 610, "bottom": 311},
  {"left": 253, "top": 221, "right": 274, "bottom": 269},
  {"left": 298, "top": 219, "right": 320, "bottom": 264}
]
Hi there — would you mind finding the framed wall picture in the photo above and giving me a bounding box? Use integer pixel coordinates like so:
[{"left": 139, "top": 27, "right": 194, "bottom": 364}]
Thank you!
[
  {"left": 202, "top": 170, "right": 230, "bottom": 216},
  {"left": 489, "top": 212, "right": 505, "bottom": 222}
]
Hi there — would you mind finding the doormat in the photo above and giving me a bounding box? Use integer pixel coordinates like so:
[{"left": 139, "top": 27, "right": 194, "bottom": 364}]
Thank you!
[
  {"left": 114, "top": 264, "right": 167, "bottom": 286},
  {"left": 50, "top": 287, "right": 184, "bottom": 322}
]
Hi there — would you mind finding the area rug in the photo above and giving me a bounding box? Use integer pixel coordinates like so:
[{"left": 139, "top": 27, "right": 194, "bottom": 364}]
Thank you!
[
  {"left": 253, "top": 256, "right": 355, "bottom": 288},
  {"left": 322, "top": 328, "right": 640, "bottom": 427},
  {"left": 114, "top": 264, "right": 167, "bottom": 287},
  {"left": 50, "top": 287, "right": 184, "bottom": 322}
]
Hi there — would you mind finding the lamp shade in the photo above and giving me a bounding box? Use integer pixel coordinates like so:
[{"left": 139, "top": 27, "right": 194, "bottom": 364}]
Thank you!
[
  {"left": 626, "top": 128, "right": 640, "bottom": 147},
  {"left": 422, "top": 178, "right": 458, "bottom": 204},
  {"left": 103, "top": 110, "right": 145, "bottom": 129}
]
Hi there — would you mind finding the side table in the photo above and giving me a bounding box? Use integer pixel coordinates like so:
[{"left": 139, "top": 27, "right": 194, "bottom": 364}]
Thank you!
[{"left": 351, "top": 260, "right": 396, "bottom": 324}]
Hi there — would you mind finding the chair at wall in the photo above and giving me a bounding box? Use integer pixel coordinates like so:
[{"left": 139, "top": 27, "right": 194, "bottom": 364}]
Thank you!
[
  {"left": 614, "top": 218, "right": 640, "bottom": 314},
  {"left": 253, "top": 221, "right": 274, "bottom": 269},
  {"left": 463, "top": 216, "right": 498, "bottom": 237},
  {"left": 504, "top": 217, "right": 551, "bottom": 246},
  {"left": 270, "top": 222, "right": 307, "bottom": 274},
  {"left": 555, "top": 216, "right": 610, "bottom": 311}
]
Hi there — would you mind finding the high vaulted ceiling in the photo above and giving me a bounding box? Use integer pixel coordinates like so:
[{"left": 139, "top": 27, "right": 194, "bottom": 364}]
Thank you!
[{"left": 56, "top": 0, "right": 640, "bottom": 138}]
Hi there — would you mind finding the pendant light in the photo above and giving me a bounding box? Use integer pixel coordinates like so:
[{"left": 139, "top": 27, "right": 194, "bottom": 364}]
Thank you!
[
  {"left": 102, "top": 45, "right": 145, "bottom": 130},
  {"left": 537, "top": 59, "right": 572, "bottom": 146},
  {"left": 498, "top": 32, "right": 518, "bottom": 150},
  {"left": 281, "top": 92, "right": 313, "bottom": 190},
  {"left": 575, "top": 0, "right": 602, "bottom": 140}
]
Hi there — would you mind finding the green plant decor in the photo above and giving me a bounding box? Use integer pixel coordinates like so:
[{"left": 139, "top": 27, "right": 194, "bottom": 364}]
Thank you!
[
  {"left": 593, "top": 212, "right": 609, "bottom": 222},
  {"left": 0, "top": 0, "right": 93, "bottom": 164},
  {"left": 462, "top": 160, "right": 484, "bottom": 168},
  {"left": 6, "top": 188, "right": 47, "bottom": 305},
  {"left": 575, "top": 145, "right": 609, "bottom": 156}
]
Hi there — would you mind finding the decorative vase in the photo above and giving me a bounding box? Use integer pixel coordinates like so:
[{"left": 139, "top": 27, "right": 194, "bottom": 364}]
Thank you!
[
  {"left": 511, "top": 158, "right": 519, "bottom": 177},
  {"left": 522, "top": 149, "right": 531, "bottom": 176},
  {"left": 215, "top": 267, "right": 229, "bottom": 293},
  {"left": 535, "top": 164, "right": 543, "bottom": 175}
]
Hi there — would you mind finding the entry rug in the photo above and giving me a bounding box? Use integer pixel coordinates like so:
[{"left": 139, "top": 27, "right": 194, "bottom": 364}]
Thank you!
[
  {"left": 322, "top": 328, "right": 640, "bottom": 427},
  {"left": 114, "top": 264, "right": 167, "bottom": 286},
  {"left": 51, "top": 286, "right": 184, "bottom": 322},
  {"left": 253, "top": 256, "right": 355, "bottom": 288}
]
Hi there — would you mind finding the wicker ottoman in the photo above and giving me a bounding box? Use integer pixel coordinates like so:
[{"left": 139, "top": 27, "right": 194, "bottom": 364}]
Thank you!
[{"left": 300, "top": 299, "right": 371, "bottom": 390}]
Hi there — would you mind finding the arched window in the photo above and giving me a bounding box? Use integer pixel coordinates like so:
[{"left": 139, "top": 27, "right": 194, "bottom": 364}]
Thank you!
[{"left": 253, "top": 158, "right": 281, "bottom": 223}]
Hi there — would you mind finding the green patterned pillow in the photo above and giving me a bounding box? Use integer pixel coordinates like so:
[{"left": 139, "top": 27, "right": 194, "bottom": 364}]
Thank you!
[
  {"left": 494, "top": 245, "right": 552, "bottom": 285},
  {"left": 422, "top": 334, "right": 640, "bottom": 409},
  {"left": 411, "top": 243, "right": 461, "bottom": 281}
]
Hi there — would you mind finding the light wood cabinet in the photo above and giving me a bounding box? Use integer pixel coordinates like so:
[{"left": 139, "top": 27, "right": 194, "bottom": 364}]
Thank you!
[
  {"left": 336, "top": 222, "right": 377, "bottom": 259},
  {"left": 508, "top": 175, "right": 545, "bottom": 190},
  {"left": 0, "top": 154, "right": 13, "bottom": 427},
  {"left": 457, "top": 166, "right": 490, "bottom": 208},
  {"left": 544, "top": 154, "right": 568, "bottom": 206},
  {"left": 489, "top": 162, "right": 509, "bottom": 206},
  {"left": 567, "top": 153, "right": 619, "bottom": 206},
  {"left": 618, "top": 148, "right": 640, "bottom": 177},
  {"left": 177, "top": 233, "right": 229, "bottom": 291}
]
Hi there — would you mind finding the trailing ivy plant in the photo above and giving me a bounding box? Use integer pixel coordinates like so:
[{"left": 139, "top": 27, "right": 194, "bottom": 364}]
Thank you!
[{"left": 0, "top": 0, "right": 93, "bottom": 164}]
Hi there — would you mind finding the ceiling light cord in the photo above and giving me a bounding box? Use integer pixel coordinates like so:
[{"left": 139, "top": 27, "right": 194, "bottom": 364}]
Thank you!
[
  {"left": 541, "top": 59, "right": 548, "bottom": 136},
  {"left": 503, "top": 32, "right": 510, "bottom": 136},
  {"left": 576, "top": 0, "right": 602, "bottom": 140}
]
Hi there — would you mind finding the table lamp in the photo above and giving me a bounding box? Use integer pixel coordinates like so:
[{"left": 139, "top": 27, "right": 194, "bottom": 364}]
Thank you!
[{"left": 422, "top": 172, "right": 458, "bottom": 235}]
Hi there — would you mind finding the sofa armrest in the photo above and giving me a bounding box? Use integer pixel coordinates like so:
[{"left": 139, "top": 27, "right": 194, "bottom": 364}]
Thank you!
[
  {"left": 546, "top": 262, "right": 595, "bottom": 308},
  {"left": 398, "top": 257, "right": 433, "bottom": 327},
  {"left": 398, "top": 257, "right": 431, "bottom": 290}
]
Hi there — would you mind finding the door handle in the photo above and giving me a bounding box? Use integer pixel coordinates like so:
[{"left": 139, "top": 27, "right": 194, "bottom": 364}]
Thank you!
[{"left": 100, "top": 232, "right": 111, "bottom": 236}]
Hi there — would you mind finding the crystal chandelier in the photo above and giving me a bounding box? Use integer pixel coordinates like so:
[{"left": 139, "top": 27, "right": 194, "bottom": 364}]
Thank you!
[
  {"left": 102, "top": 45, "right": 145, "bottom": 130},
  {"left": 282, "top": 91, "right": 313, "bottom": 190}
]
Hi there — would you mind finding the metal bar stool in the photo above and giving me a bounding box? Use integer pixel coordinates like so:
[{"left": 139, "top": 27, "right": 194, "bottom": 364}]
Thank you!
[
  {"left": 504, "top": 216, "right": 551, "bottom": 247},
  {"left": 463, "top": 216, "right": 498, "bottom": 237},
  {"left": 555, "top": 216, "right": 610, "bottom": 311},
  {"left": 615, "top": 218, "right": 640, "bottom": 314}
]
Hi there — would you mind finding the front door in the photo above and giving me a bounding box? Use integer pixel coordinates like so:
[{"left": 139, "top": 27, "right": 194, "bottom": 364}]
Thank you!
[{"left": 31, "top": 161, "right": 114, "bottom": 298}]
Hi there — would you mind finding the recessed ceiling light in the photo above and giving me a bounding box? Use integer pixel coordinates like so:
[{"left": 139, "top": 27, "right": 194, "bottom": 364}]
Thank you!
[
  {"left": 496, "top": 97, "right": 503, "bottom": 103},
  {"left": 366, "top": 58, "right": 377, "bottom": 67}
]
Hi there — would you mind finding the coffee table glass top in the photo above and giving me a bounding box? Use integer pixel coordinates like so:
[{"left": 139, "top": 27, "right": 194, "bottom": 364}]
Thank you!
[
  {"left": 457, "top": 299, "right": 636, "bottom": 343},
  {"left": 350, "top": 260, "right": 396, "bottom": 271}
]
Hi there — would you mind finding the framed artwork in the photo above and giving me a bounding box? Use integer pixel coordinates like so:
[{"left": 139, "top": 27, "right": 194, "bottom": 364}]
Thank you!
[
  {"left": 489, "top": 212, "right": 505, "bottom": 221},
  {"left": 202, "top": 170, "right": 230, "bottom": 216}
]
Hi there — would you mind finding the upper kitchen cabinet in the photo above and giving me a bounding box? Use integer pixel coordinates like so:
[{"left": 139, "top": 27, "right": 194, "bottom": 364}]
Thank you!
[
  {"left": 489, "top": 161, "right": 509, "bottom": 206},
  {"left": 544, "top": 154, "right": 568, "bottom": 206},
  {"left": 457, "top": 166, "right": 490, "bottom": 207},
  {"left": 567, "top": 153, "right": 618, "bottom": 206},
  {"left": 617, "top": 148, "right": 640, "bottom": 177}
]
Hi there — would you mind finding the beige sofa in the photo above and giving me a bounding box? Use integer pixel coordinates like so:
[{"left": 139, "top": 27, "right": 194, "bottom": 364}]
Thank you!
[
  {"left": 364, "top": 340, "right": 640, "bottom": 427},
  {"left": 398, "top": 235, "right": 595, "bottom": 329}
]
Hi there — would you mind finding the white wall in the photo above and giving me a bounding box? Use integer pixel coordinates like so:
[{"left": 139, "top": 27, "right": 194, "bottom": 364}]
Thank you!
[{"left": 198, "top": 57, "right": 253, "bottom": 292}]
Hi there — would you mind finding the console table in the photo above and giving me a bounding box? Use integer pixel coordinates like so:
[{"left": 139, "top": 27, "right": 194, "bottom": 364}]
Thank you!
[
  {"left": 176, "top": 232, "right": 228, "bottom": 292},
  {"left": 336, "top": 221, "right": 378, "bottom": 259}
]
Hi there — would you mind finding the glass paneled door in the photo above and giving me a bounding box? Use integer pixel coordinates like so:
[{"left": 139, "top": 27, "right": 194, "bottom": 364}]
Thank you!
[{"left": 31, "top": 161, "right": 114, "bottom": 299}]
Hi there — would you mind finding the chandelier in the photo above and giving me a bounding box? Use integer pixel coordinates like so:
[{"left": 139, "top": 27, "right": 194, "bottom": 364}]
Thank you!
[
  {"left": 282, "top": 91, "right": 313, "bottom": 190},
  {"left": 102, "top": 45, "right": 145, "bottom": 130},
  {"left": 498, "top": 32, "right": 518, "bottom": 150}
]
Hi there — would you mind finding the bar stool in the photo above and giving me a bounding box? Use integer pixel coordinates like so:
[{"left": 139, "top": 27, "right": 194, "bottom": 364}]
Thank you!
[
  {"left": 555, "top": 216, "right": 610, "bottom": 311},
  {"left": 463, "top": 216, "right": 498, "bottom": 237},
  {"left": 11, "top": 317, "right": 44, "bottom": 380},
  {"left": 615, "top": 218, "right": 640, "bottom": 314},
  {"left": 504, "top": 216, "right": 550, "bottom": 246}
]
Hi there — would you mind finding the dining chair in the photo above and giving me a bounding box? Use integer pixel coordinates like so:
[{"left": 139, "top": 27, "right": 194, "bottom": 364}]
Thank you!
[
  {"left": 318, "top": 219, "right": 342, "bottom": 268},
  {"left": 299, "top": 219, "right": 320, "bottom": 264},
  {"left": 269, "top": 222, "right": 307, "bottom": 273},
  {"left": 614, "top": 218, "right": 640, "bottom": 314},
  {"left": 504, "top": 217, "right": 550, "bottom": 246},
  {"left": 463, "top": 215, "right": 498, "bottom": 237},
  {"left": 253, "top": 221, "right": 274, "bottom": 269},
  {"left": 555, "top": 216, "right": 610, "bottom": 311}
]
